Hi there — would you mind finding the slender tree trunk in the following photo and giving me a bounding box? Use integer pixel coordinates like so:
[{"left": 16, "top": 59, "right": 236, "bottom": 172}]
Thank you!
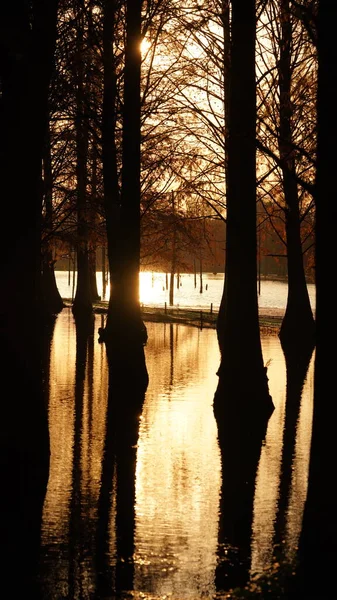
[
  {"left": 169, "top": 272, "right": 175, "bottom": 306},
  {"left": 102, "top": 0, "right": 121, "bottom": 317},
  {"left": 88, "top": 151, "right": 101, "bottom": 302},
  {"left": 102, "top": 246, "right": 107, "bottom": 300},
  {"left": 72, "top": 0, "right": 92, "bottom": 316},
  {"left": 101, "top": 0, "right": 148, "bottom": 386},
  {"left": 214, "top": 0, "right": 274, "bottom": 421},
  {"left": 89, "top": 247, "right": 100, "bottom": 302},
  {"left": 277, "top": 0, "right": 315, "bottom": 350},
  {"left": 41, "top": 121, "right": 64, "bottom": 314},
  {"left": 217, "top": 0, "right": 231, "bottom": 336},
  {"left": 169, "top": 193, "right": 177, "bottom": 306}
]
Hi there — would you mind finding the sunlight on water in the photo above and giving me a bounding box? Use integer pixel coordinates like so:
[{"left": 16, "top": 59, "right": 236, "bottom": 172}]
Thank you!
[
  {"left": 250, "top": 336, "right": 287, "bottom": 573},
  {"left": 251, "top": 337, "right": 314, "bottom": 576},
  {"left": 39, "top": 309, "right": 314, "bottom": 598},
  {"left": 40, "top": 311, "right": 109, "bottom": 597},
  {"left": 55, "top": 270, "right": 316, "bottom": 313},
  {"left": 284, "top": 365, "right": 314, "bottom": 561},
  {"left": 134, "top": 323, "right": 221, "bottom": 598}
]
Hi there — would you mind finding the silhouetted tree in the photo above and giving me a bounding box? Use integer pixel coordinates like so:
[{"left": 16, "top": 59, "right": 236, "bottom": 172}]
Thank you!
[
  {"left": 293, "top": 1, "right": 337, "bottom": 597},
  {"left": 214, "top": 0, "right": 274, "bottom": 421},
  {"left": 0, "top": 2, "right": 59, "bottom": 593},
  {"left": 72, "top": 0, "right": 93, "bottom": 316},
  {"left": 41, "top": 121, "right": 65, "bottom": 314},
  {"left": 100, "top": 0, "right": 148, "bottom": 387},
  {"left": 256, "top": 0, "right": 316, "bottom": 351}
]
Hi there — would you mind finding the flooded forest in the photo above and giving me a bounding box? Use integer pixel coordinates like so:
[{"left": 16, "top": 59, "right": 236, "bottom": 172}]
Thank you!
[{"left": 0, "top": 1, "right": 336, "bottom": 599}]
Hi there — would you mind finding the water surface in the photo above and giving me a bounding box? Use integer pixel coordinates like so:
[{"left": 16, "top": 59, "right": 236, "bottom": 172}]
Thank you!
[
  {"left": 39, "top": 309, "right": 314, "bottom": 599},
  {"left": 55, "top": 271, "right": 316, "bottom": 313}
]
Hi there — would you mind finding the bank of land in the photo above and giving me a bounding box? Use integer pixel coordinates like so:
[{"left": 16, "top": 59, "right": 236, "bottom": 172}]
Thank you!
[{"left": 63, "top": 299, "right": 282, "bottom": 334}]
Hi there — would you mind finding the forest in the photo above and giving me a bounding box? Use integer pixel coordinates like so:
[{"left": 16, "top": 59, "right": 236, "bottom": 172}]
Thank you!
[{"left": 0, "top": 0, "right": 336, "bottom": 598}]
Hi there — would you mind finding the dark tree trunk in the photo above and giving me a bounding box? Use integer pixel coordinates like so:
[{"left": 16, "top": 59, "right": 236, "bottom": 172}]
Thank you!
[
  {"left": 169, "top": 191, "right": 177, "bottom": 306},
  {"left": 72, "top": 0, "right": 92, "bottom": 317},
  {"left": 277, "top": 0, "right": 315, "bottom": 351},
  {"left": 101, "top": 0, "right": 122, "bottom": 318},
  {"left": 0, "top": 1, "right": 59, "bottom": 593},
  {"left": 89, "top": 247, "right": 100, "bottom": 303},
  {"left": 215, "top": 0, "right": 274, "bottom": 422},
  {"left": 292, "top": 2, "right": 337, "bottom": 597},
  {"left": 101, "top": 0, "right": 148, "bottom": 387},
  {"left": 41, "top": 255, "right": 65, "bottom": 314},
  {"left": 102, "top": 246, "right": 107, "bottom": 300},
  {"left": 41, "top": 122, "right": 64, "bottom": 314},
  {"left": 169, "top": 271, "right": 175, "bottom": 306},
  {"left": 88, "top": 150, "right": 101, "bottom": 303}
]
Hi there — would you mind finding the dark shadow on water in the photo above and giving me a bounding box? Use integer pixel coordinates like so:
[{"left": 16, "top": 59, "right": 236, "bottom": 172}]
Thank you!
[
  {"left": 95, "top": 347, "right": 147, "bottom": 598},
  {"left": 214, "top": 381, "right": 269, "bottom": 595},
  {"left": 286, "top": 345, "right": 337, "bottom": 597},
  {"left": 1, "top": 315, "right": 56, "bottom": 597},
  {"left": 273, "top": 341, "right": 314, "bottom": 555}
]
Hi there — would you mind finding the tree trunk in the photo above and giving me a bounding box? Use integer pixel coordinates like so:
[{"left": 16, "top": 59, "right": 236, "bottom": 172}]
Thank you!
[
  {"left": 101, "top": 0, "right": 148, "bottom": 387},
  {"left": 214, "top": 0, "right": 274, "bottom": 422},
  {"left": 89, "top": 247, "right": 100, "bottom": 302},
  {"left": 169, "top": 271, "right": 175, "bottom": 306},
  {"left": 293, "top": 2, "right": 337, "bottom": 597},
  {"left": 41, "top": 121, "right": 64, "bottom": 314},
  {"left": 102, "top": 246, "right": 107, "bottom": 300},
  {"left": 72, "top": 0, "right": 92, "bottom": 317},
  {"left": 169, "top": 196, "right": 177, "bottom": 306},
  {"left": 102, "top": 0, "right": 122, "bottom": 319},
  {"left": 277, "top": 0, "right": 315, "bottom": 351},
  {"left": 88, "top": 147, "right": 101, "bottom": 303},
  {"left": 0, "top": 1, "right": 59, "bottom": 593}
]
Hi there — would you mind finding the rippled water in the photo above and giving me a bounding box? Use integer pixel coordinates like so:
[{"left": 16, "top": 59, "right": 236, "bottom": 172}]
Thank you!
[{"left": 38, "top": 309, "right": 314, "bottom": 599}]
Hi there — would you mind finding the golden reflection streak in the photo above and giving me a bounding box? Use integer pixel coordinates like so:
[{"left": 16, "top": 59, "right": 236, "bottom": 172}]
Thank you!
[
  {"left": 284, "top": 355, "right": 314, "bottom": 561},
  {"left": 40, "top": 311, "right": 109, "bottom": 596},
  {"left": 251, "top": 335, "right": 287, "bottom": 574},
  {"left": 251, "top": 336, "right": 314, "bottom": 576},
  {"left": 134, "top": 323, "right": 221, "bottom": 599}
]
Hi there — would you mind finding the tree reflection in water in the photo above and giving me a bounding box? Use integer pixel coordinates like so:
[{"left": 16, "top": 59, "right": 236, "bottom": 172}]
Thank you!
[{"left": 36, "top": 311, "right": 315, "bottom": 598}]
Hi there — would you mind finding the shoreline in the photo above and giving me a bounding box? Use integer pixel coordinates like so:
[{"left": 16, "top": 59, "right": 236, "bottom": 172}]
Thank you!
[{"left": 63, "top": 299, "right": 282, "bottom": 333}]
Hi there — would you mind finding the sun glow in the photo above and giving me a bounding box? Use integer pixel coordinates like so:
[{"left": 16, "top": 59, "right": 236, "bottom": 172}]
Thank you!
[{"left": 140, "top": 36, "right": 151, "bottom": 57}]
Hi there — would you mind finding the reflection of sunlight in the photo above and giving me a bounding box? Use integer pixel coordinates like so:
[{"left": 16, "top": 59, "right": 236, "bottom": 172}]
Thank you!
[
  {"left": 251, "top": 337, "right": 315, "bottom": 577},
  {"left": 40, "top": 312, "right": 109, "bottom": 598},
  {"left": 251, "top": 336, "right": 288, "bottom": 574},
  {"left": 134, "top": 324, "right": 221, "bottom": 599},
  {"left": 285, "top": 356, "right": 314, "bottom": 561}
]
